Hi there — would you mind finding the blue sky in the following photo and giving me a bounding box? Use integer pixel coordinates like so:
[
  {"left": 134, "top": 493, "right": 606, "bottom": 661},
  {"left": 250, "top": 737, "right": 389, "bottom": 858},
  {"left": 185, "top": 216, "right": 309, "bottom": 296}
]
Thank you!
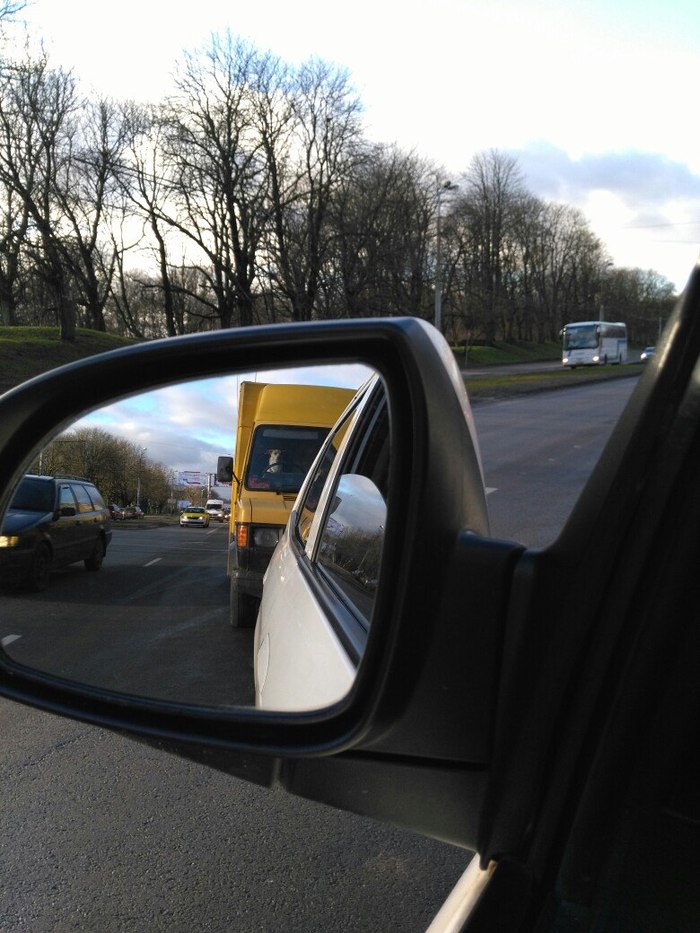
[
  {"left": 75, "top": 365, "right": 371, "bottom": 479},
  {"left": 7, "top": 0, "right": 700, "bottom": 288}
]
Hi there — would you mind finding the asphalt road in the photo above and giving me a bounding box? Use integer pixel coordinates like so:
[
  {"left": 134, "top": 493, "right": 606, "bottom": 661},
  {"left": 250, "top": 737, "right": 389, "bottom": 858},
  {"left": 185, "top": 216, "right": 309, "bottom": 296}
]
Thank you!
[
  {"left": 2, "top": 523, "right": 254, "bottom": 707},
  {"left": 473, "top": 377, "right": 638, "bottom": 548},
  {"left": 0, "top": 376, "right": 640, "bottom": 932}
]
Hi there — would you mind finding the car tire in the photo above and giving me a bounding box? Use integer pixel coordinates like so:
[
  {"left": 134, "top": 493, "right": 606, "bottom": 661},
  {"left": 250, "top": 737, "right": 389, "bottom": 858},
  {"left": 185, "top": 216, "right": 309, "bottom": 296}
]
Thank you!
[
  {"left": 27, "top": 543, "right": 51, "bottom": 592},
  {"left": 230, "top": 581, "right": 257, "bottom": 628},
  {"left": 85, "top": 538, "right": 104, "bottom": 572}
]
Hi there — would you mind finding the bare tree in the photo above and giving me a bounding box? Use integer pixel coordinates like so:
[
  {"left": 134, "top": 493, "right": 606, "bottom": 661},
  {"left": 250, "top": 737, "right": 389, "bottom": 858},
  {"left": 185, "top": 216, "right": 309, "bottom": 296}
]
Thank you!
[
  {"left": 266, "top": 57, "right": 364, "bottom": 321},
  {"left": 51, "top": 97, "right": 135, "bottom": 332},
  {"left": 323, "top": 144, "right": 434, "bottom": 318},
  {"left": 157, "top": 33, "right": 270, "bottom": 328},
  {"left": 0, "top": 53, "right": 79, "bottom": 339},
  {"left": 455, "top": 150, "right": 526, "bottom": 344},
  {"left": 0, "top": 166, "right": 28, "bottom": 323}
]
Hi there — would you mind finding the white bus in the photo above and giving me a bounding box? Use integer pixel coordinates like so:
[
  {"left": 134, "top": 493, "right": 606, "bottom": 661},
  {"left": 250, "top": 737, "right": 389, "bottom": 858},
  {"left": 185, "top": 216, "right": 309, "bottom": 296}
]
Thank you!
[{"left": 561, "top": 320, "right": 627, "bottom": 368}]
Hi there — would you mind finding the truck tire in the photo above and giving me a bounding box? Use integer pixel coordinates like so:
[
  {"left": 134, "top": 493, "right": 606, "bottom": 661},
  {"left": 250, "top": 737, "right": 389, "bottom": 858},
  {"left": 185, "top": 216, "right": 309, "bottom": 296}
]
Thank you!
[{"left": 230, "top": 580, "right": 258, "bottom": 628}]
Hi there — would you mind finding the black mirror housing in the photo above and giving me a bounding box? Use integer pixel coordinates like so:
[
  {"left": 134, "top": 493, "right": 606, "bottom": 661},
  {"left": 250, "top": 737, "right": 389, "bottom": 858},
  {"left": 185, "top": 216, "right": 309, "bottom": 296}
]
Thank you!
[
  {"left": 0, "top": 318, "right": 507, "bottom": 848},
  {"left": 216, "top": 456, "right": 233, "bottom": 484}
]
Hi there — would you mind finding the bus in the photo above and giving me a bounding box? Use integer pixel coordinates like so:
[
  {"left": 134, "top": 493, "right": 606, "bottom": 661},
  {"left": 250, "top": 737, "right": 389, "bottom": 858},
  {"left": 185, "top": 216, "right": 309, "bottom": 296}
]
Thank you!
[{"left": 561, "top": 320, "right": 627, "bottom": 368}]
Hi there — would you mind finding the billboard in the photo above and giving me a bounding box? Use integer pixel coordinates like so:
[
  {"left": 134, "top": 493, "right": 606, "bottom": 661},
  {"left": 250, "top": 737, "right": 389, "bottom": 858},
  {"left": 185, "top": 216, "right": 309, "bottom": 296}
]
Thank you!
[{"left": 177, "top": 471, "right": 203, "bottom": 486}]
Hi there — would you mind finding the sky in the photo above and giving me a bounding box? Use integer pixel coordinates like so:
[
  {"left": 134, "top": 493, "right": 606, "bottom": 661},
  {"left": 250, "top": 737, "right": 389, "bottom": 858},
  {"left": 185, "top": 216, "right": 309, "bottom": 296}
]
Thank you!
[
  {"left": 6, "top": 0, "right": 700, "bottom": 293},
  {"left": 72, "top": 365, "right": 371, "bottom": 484}
]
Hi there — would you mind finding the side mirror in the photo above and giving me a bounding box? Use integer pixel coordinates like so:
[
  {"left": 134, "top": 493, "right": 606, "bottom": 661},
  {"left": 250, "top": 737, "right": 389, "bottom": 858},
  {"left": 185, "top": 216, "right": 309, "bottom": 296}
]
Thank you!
[
  {"left": 216, "top": 456, "right": 233, "bottom": 484},
  {"left": 0, "top": 318, "right": 510, "bottom": 849}
]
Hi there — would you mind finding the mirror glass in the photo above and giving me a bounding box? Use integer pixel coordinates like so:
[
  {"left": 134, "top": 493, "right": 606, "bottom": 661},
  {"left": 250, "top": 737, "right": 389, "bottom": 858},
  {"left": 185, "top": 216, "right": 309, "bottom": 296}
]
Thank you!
[{"left": 0, "top": 362, "right": 385, "bottom": 713}]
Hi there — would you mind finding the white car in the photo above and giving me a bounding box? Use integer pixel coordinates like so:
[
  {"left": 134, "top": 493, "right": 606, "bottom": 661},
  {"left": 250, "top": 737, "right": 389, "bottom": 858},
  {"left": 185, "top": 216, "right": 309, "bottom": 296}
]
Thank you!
[{"left": 254, "top": 376, "right": 389, "bottom": 711}]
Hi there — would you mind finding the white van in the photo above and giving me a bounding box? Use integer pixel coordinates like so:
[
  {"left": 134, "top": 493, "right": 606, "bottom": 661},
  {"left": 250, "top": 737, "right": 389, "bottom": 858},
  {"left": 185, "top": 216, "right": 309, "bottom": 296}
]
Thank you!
[{"left": 204, "top": 498, "right": 226, "bottom": 521}]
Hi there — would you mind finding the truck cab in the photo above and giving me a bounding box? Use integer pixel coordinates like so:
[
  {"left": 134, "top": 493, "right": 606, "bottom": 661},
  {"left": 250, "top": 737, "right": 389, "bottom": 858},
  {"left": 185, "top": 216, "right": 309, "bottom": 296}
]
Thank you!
[{"left": 218, "top": 381, "right": 355, "bottom": 627}]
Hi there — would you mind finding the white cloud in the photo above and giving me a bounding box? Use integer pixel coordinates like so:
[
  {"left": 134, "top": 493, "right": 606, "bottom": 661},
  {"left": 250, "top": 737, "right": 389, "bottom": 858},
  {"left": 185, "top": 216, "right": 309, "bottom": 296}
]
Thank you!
[{"left": 75, "top": 365, "right": 369, "bottom": 477}]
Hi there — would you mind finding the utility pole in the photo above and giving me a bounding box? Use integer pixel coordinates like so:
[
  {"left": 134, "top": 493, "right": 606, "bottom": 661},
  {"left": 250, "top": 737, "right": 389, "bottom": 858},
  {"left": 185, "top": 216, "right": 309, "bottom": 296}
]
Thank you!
[{"left": 435, "top": 181, "right": 459, "bottom": 333}]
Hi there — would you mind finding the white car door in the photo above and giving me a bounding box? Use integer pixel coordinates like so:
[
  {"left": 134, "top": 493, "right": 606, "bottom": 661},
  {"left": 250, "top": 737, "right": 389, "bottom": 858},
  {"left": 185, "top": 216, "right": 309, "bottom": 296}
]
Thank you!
[{"left": 254, "top": 379, "right": 389, "bottom": 711}]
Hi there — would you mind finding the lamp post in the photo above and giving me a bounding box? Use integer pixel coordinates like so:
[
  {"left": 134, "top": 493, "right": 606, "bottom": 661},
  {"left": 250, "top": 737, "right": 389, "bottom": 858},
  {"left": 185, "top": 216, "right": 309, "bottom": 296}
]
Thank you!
[
  {"left": 434, "top": 180, "right": 459, "bottom": 333},
  {"left": 136, "top": 447, "right": 147, "bottom": 509}
]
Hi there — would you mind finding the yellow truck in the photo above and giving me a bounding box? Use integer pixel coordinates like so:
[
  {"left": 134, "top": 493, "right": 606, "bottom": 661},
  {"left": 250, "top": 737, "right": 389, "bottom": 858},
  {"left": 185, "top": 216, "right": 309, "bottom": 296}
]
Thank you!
[{"left": 216, "top": 381, "right": 355, "bottom": 627}]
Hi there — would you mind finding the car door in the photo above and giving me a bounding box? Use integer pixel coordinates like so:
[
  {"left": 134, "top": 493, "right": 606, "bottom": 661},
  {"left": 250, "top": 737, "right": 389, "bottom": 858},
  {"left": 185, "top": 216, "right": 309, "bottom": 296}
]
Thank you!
[
  {"left": 52, "top": 482, "right": 83, "bottom": 567},
  {"left": 254, "top": 378, "right": 388, "bottom": 711},
  {"left": 69, "top": 482, "right": 102, "bottom": 560}
]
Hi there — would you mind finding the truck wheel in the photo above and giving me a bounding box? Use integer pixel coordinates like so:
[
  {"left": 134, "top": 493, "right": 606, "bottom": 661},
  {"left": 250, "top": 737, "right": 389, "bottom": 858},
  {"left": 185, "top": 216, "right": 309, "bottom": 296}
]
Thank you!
[
  {"left": 27, "top": 544, "right": 51, "bottom": 592},
  {"left": 230, "top": 582, "right": 258, "bottom": 628}
]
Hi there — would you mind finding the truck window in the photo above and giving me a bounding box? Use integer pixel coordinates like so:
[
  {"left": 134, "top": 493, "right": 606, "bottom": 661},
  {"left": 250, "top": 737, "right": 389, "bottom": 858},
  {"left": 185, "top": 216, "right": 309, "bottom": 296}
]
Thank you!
[{"left": 245, "top": 425, "right": 330, "bottom": 492}]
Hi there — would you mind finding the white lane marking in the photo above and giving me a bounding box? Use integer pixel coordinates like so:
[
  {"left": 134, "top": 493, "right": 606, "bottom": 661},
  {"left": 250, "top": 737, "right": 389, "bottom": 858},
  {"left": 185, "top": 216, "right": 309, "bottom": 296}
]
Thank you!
[
  {"left": 144, "top": 558, "right": 162, "bottom": 567},
  {"left": 485, "top": 487, "right": 498, "bottom": 495},
  {"left": 1, "top": 634, "right": 21, "bottom": 647}
]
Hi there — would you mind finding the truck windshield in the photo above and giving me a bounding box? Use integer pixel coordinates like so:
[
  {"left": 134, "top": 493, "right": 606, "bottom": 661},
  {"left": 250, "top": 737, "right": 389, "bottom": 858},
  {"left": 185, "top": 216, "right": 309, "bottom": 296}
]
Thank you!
[{"left": 245, "top": 426, "right": 330, "bottom": 492}]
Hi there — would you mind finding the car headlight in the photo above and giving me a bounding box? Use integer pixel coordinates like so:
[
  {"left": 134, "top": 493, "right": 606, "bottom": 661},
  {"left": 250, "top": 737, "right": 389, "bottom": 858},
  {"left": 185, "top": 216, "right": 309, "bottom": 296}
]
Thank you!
[
  {"left": 252, "top": 527, "right": 283, "bottom": 548},
  {"left": 0, "top": 535, "right": 20, "bottom": 548}
]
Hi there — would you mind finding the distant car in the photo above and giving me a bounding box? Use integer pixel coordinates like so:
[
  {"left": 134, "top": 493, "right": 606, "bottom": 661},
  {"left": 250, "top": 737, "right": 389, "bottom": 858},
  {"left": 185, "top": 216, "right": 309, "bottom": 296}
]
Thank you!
[
  {"left": 179, "top": 506, "right": 210, "bottom": 527},
  {"left": 0, "top": 475, "right": 112, "bottom": 591},
  {"left": 640, "top": 346, "right": 656, "bottom": 361},
  {"left": 122, "top": 506, "right": 144, "bottom": 519},
  {"left": 108, "top": 503, "right": 125, "bottom": 520}
]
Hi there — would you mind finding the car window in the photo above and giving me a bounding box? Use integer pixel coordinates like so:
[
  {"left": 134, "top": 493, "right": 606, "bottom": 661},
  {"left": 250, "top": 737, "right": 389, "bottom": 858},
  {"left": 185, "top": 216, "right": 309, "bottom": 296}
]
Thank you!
[
  {"left": 58, "top": 484, "right": 77, "bottom": 512},
  {"left": 295, "top": 408, "right": 357, "bottom": 547},
  {"left": 72, "top": 483, "right": 96, "bottom": 514},
  {"left": 315, "top": 392, "right": 388, "bottom": 621},
  {"left": 86, "top": 487, "right": 107, "bottom": 511},
  {"left": 294, "top": 386, "right": 388, "bottom": 625},
  {"left": 9, "top": 477, "right": 54, "bottom": 512}
]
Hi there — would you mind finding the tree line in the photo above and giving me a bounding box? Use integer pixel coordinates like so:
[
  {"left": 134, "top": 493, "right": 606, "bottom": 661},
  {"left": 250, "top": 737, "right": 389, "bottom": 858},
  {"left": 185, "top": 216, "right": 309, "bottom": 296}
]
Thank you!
[
  {"left": 0, "top": 25, "right": 676, "bottom": 347},
  {"left": 32, "top": 427, "right": 174, "bottom": 514}
]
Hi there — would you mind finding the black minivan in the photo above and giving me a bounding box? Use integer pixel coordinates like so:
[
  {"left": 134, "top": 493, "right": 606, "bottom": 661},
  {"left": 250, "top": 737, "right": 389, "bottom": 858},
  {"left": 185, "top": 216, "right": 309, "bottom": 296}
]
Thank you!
[{"left": 0, "top": 475, "right": 112, "bottom": 591}]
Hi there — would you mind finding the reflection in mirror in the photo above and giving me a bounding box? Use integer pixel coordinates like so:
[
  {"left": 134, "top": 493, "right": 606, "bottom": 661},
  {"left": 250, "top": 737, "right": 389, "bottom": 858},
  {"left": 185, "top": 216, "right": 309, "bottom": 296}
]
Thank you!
[
  {"left": 0, "top": 363, "right": 386, "bottom": 714},
  {"left": 256, "top": 382, "right": 389, "bottom": 711}
]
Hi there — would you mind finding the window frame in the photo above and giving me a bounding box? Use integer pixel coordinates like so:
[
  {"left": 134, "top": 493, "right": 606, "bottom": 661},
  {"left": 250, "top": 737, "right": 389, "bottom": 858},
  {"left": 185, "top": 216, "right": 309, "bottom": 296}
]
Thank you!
[{"left": 288, "top": 379, "right": 390, "bottom": 662}]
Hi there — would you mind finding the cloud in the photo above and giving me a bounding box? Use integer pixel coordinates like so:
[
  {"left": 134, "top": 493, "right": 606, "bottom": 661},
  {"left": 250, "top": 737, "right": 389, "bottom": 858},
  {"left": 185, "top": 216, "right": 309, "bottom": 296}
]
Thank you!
[
  {"left": 513, "top": 142, "right": 700, "bottom": 210},
  {"left": 74, "top": 364, "right": 370, "bottom": 477}
]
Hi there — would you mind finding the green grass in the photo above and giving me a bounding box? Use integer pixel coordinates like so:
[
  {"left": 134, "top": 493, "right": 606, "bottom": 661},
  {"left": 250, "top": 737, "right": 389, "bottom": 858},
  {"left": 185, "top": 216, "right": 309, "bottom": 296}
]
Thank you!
[
  {"left": 454, "top": 341, "right": 563, "bottom": 366},
  {"left": 0, "top": 327, "right": 641, "bottom": 404},
  {"left": 465, "top": 360, "right": 643, "bottom": 401},
  {"left": 0, "top": 327, "right": 136, "bottom": 393}
]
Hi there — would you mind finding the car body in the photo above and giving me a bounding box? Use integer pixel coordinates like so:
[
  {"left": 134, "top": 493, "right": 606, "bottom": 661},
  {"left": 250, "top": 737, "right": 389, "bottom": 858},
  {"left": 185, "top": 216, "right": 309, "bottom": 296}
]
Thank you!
[
  {"left": 0, "top": 474, "right": 112, "bottom": 591},
  {"left": 255, "top": 375, "right": 389, "bottom": 710},
  {"left": 108, "top": 503, "right": 125, "bottom": 520},
  {"left": 122, "top": 505, "right": 144, "bottom": 519},
  {"left": 205, "top": 498, "right": 226, "bottom": 521},
  {"left": 640, "top": 345, "right": 656, "bottom": 361},
  {"left": 179, "top": 506, "right": 210, "bottom": 527}
]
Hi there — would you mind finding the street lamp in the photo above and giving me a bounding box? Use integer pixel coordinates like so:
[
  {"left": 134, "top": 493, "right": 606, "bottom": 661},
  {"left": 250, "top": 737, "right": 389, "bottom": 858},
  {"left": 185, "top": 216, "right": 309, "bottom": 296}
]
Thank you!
[
  {"left": 136, "top": 447, "right": 147, "bottom": 508},
  {"left": 435, "top": 180, "right": 459, "bottom": 333}
]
